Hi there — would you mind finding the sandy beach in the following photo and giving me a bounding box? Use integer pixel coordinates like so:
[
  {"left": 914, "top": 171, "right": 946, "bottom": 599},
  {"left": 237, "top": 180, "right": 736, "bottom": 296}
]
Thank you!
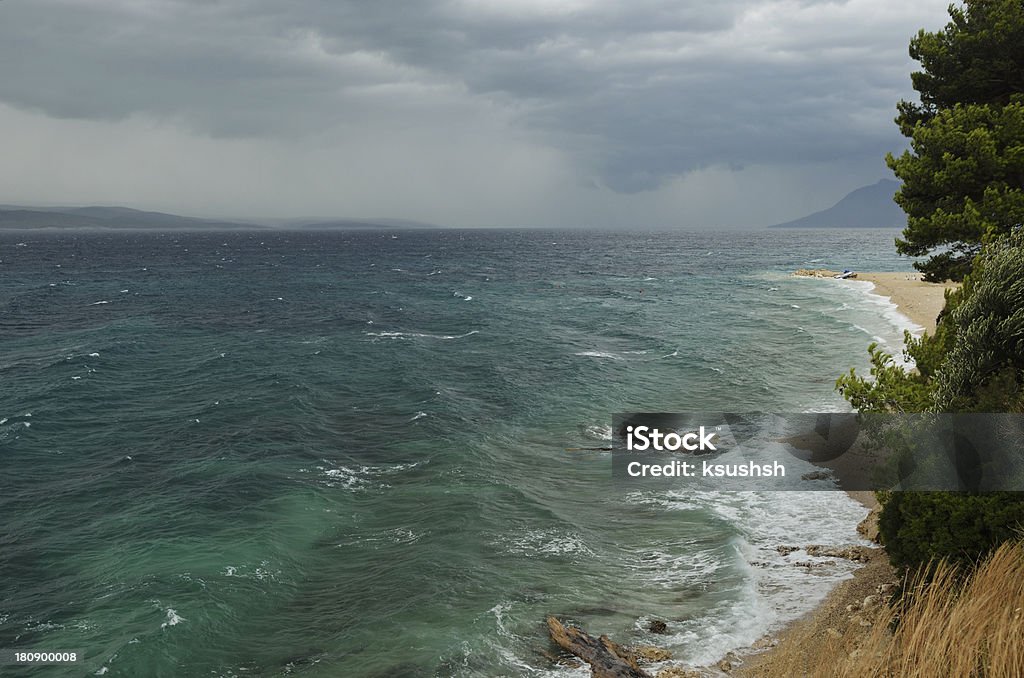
[
  {"left": 853, "top": 272, "right": 959, "bottom": 334},
  {"left": 794, "top": 269, "right": 960, "bottom": 333}
]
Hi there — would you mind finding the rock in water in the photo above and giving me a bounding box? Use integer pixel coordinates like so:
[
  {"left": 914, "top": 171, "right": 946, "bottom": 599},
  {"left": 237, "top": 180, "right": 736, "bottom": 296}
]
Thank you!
[
  {"left": 805, "top": 544, "right": 874, "bottom": 562},
  {"left": 630, "top": 645, "right": 672, "bottom": 663},
  {"left": 656, "top": 668, "right": 701, "bottom": 678},
  {"left": 546, "top": 616, "right": 652, "bottom": 678},
  {"left": 793, "top": 268, "right": 840, "bottom": 278},
  {"left": 647, "top": 619, "right": 669, "bottom": 635}
]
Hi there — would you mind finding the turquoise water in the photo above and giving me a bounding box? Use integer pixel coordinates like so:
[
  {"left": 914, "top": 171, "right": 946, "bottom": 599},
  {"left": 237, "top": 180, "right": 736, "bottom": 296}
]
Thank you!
[{"left": 1, "top": 229, "right": 915, "bottom": 677}]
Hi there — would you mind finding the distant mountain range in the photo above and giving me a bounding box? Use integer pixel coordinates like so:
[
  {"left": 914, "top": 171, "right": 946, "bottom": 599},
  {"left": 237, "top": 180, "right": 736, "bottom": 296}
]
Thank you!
[
  {"left": 767, "top": 179, "right": 905, "bottom": 228},
  {"left": 0, "top": 205, "right": 440, "bottom": 230},
  {"left": 1, "top": 183, "right": 906, "bottom": 231}
]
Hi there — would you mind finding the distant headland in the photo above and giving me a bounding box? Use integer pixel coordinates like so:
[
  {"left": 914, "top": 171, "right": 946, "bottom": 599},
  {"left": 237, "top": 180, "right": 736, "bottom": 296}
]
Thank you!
[
  {"left": 767, "top": 179, "right": 904, "bottom": 229},
  {"left": 0, "top": 204, "right": 440, "bottom": 231}
]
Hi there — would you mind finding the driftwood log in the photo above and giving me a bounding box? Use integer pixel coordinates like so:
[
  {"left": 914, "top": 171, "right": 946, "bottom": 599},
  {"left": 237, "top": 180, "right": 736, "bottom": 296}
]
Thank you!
[{"left": 546, "top": 617, "right": 652, "bottom": 678}]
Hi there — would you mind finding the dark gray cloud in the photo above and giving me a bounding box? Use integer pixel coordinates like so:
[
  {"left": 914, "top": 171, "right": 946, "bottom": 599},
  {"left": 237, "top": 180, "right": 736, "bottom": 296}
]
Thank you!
[{"left": 0, "top": 0, "right": 951, "bottom": 224}]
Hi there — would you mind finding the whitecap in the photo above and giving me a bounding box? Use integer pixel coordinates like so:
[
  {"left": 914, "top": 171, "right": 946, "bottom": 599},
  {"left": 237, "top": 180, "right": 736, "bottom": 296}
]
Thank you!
[
  {"left": 337, "top": 527, "right": 423, "bottom": 549},
  {"left": 583, "top": 424, "right": 613, "bottom": 441},
  {"left": 320, "top": 467, "right": 367, "bottom": 489},
  {"left": 220, "top": 562, "right": 281, "bottom": 582},
  {"left": 489, "top": 601, "right": 513, "bottom": 637},
  {"left": 365, "top": 330, "right": 478, "bottom": 340},
  {"left": 25, "top": 621, "right": 64, "bottom": 632},
  {"left": 88, "top": 352, "right": 100, "bottom": 357},
  {"left": 410, "top": 411, "right": 428, "bottom": 421},
  {"left": 498, "top": 528, "right": 595, "bottom": 560},
  {"left": 89, "top": 300, "right": 110, "bottom": 305},
  {"left": 387, "top": 528, "right": 421, "bottom": 544},
  {"left": 573, "top": 351, "right": 622, "bottom": 360},
  {"left": 160, "top": 608, "right": 185, "bottom": 629},
  {"left": 313, "top": 460, "right": 420, "bottom": 490}
]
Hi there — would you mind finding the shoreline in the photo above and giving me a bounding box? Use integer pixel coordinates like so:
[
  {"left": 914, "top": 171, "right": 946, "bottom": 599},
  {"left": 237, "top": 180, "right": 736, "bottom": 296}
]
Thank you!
[
  {"left": 794, "top": 269, "right": 960, "bottom": 334},
  {"left": 629, "top": 271, "right": 954, "bottom": 677},
  {"left": 727, "top": 270, "right": 961, "bottom": 676},
  {"left": 604, "top": 272, "right": 948, "bottom": 677},
  {"left": 845, "top": 272, "right": 959, "bottom": 335}
]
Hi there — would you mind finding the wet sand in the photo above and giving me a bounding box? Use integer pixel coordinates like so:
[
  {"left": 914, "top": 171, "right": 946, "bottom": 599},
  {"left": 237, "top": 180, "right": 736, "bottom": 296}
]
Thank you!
[{"left": 853, "top": 272, "right": 960, "bottom": 334}]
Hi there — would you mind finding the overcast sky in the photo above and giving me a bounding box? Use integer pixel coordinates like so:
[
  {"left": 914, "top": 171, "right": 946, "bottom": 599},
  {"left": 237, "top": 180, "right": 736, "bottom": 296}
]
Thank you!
[{"left": 0, "top": 0, "right": 952, "bottom": 228}]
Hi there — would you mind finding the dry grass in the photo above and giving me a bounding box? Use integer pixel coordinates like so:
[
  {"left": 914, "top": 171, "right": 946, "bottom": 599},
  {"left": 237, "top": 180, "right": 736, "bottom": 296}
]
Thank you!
[{"left": 749, "top": 541, "right": 1024, "bottom": 677}]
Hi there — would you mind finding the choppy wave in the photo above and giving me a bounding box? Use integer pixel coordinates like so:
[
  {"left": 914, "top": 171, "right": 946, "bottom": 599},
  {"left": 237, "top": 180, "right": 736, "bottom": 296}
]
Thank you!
[
  {"left": 302, "top": 460, "right": 422, "bottom": 491},
  {"left": 495, "top": 528, "right": 596, "bottom": 560},
  {"left": 365, "top": 330, "right": 479, "bottom": 340},
  {"left": 625, "top": 489, "right": 869, "bottom": 665}
]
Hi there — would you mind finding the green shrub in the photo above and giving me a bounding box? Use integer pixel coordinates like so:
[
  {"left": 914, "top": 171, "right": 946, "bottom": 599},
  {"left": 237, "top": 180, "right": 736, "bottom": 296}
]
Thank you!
[
  {"left": 878, "top": 492, "right": 1024, "bottom": 571},
  {"left": 841, "top": 233, "right": 1024, "bottom": 573},
  {"left": 932, "top": 229, "right": 1024, "bottom": 411}
]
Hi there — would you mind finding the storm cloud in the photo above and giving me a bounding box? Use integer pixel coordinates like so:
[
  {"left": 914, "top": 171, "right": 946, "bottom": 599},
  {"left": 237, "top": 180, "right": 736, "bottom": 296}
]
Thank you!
[{"left": 0, "top": 0, "right": 951, "bottom": 226}]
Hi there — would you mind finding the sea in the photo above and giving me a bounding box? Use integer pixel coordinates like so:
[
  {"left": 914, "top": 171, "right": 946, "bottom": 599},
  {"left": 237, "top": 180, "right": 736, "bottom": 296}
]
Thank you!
[{"left": 0, "top": 228, "right": 919, "bottom": 677}]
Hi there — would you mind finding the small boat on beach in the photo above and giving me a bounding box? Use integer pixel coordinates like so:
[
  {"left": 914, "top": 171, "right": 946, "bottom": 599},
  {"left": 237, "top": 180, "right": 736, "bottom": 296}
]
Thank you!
[{"left": 834, "top": 270, "right": 857, "bottom": 279}]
